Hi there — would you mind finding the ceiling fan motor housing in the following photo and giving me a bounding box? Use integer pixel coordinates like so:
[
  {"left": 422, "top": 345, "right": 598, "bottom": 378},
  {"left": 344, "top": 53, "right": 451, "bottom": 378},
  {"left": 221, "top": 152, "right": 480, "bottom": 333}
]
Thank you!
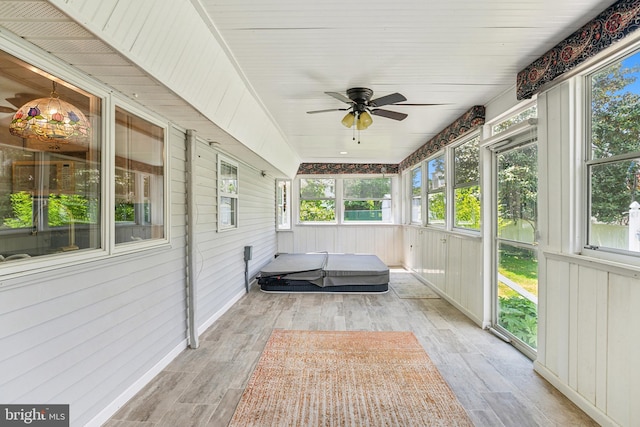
[{"left": 346, "top": 88, "right": 373, "bottom": 110}]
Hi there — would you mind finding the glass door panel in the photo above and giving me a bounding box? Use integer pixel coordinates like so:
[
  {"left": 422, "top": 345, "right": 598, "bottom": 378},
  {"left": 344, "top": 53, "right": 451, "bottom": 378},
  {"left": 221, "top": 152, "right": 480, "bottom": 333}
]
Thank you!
[{"left": 495, "top": 142, "right": 538, "bottom": 350}]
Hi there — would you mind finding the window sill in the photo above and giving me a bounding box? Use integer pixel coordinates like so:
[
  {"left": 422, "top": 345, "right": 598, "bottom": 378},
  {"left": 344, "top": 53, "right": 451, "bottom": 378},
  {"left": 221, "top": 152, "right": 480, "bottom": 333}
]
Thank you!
[{"left": 543, "top": 250, "right": 640, "bottom": 279}]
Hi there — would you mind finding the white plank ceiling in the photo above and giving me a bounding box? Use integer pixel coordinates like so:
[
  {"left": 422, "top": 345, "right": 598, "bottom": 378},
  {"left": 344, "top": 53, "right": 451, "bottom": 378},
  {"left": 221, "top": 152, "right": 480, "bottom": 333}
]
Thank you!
[{"left": 0, "top": 0, "right": 619, "bottom": 167}]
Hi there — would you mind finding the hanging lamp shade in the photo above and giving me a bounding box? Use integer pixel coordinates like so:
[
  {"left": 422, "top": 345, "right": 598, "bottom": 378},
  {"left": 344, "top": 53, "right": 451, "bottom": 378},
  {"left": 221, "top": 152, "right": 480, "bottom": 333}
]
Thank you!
[
  {"left": 341, "top": 112, "right": 355, "bottom": 128},
  {"left": 9, "top": 82, "right": 90, "bottom": 143},
  {"left": 356, "top": 111, "right": 373, "bottom": 130}
]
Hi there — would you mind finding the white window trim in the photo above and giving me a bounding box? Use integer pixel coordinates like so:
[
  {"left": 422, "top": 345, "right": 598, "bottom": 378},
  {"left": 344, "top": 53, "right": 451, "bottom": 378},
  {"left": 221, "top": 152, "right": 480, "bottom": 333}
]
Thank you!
[
  {"left": 578, "top": 45, "right": 640, "bottom": 266},
  {"left": 409, "top": 164, "right": 424, "bottom": 226},
  {"left": 450, "top": 133, "right": 482, "bottom": 234},
  {"left": 276, "top": 178, "right": 292, "bottom": 231},
  {"left": 217, "top": 154, "right": 239, "bottom": 231},
  {"left": 425, "top": 151, "right": 446, "bottom": 228},
  {"left": 296, "top": 174, "right": 397, "bottom": 225},
  {"left": 297, "top": 176, "right": 338, "bottom": 225},
  {"left": 111, "top": 96, "right": 171, "bottom": 253}
]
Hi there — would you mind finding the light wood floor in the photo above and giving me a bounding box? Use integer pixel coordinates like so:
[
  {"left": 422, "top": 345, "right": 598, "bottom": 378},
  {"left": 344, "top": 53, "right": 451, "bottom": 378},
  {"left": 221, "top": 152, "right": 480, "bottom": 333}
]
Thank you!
[{"left": 105, "top": 269, "right": 598, "bottom": 426}]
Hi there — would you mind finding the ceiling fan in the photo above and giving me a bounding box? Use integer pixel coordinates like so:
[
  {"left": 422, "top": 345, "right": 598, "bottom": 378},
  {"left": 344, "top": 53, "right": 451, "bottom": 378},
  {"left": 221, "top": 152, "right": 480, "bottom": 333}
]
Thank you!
[{"left": 306, "top": 87, "right": 439, "bottom": 130}]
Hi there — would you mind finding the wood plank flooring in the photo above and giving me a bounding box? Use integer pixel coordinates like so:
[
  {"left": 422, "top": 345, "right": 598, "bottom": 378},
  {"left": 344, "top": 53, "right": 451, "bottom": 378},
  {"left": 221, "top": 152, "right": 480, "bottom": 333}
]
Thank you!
[{"left": 104, "top": 269, "right": 598, "bottom": 426}]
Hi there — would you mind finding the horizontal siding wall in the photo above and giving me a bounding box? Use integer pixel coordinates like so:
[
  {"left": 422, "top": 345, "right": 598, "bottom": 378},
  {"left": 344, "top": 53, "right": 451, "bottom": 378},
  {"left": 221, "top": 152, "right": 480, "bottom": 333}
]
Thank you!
[
  {"left": 277, "top": 225, "right": 402, "bottom": 266},
  {"left": 193, "top": 141, "right": 277, "bottom": 330},
  {"left": 0, "top": 126, "right": 189, "bottom": 427}
]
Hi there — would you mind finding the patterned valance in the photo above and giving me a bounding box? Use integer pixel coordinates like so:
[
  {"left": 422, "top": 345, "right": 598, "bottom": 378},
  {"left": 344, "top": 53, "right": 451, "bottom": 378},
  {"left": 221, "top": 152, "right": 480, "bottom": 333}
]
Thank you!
[
  {"left": 517, "top": 0, "right": 640, "bottom": 100},
  {"left": 398, "top": 106, "right": 485, "bottom": 171},
  {"left": 297, "top": 163, "right": 398, "bottom": 175}
]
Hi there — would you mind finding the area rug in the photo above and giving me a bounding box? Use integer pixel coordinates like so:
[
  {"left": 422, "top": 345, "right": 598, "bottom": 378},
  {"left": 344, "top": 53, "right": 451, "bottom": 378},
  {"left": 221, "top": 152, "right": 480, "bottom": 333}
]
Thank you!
[
  {"left": 390, "top": 270, "right": 440, "bottom": 299},
  {"left": 228, "top": 330, "right": 473, "bottom": 426}
]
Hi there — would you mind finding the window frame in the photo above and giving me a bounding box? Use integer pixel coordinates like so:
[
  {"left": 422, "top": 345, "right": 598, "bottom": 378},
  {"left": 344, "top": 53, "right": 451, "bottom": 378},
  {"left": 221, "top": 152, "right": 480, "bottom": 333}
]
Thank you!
[
  {"left": 298, "top": 176, "right": 337, "bottom": 224},
  {"left": 582, "top": 47, "right": 640, "bottom": 263},
  {"left": 112, "top": 101, "right": 169, "bottom": 249},
  {"left": 0, "top": 36, "right": 110, "bottom": 277},
  {"left": 342, "top": 176, "right": 393, "bottom": 223},
  {"left": 276, "top": 178, "right": 292, "bottom": 231},
  {"left": 452, "top": 134, "right": 481, "bottom": 232},
  {"left": 410, "top": 165, "right": 423, "bottom": 225},
  {"left": 426, "top": 152, "right": 446, "bottom": 227},
  {"left": 296, "top": 175, "right": 397, "bottom": 225},
  {"left": 217, "top": 154, "right": 239, "bottom": 231}
]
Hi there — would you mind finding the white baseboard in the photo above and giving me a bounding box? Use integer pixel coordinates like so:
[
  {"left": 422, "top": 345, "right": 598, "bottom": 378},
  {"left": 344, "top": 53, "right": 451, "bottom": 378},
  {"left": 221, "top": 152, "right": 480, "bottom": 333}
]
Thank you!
[
  {"left": 85, "top": 338, "right": 188, "bottom": 427},
  {"left": 198, "top": 287, "right": 247, "bottom": 335},
  {"left": 86, "top": 287, "right": 247, "bottom": 426},
  {"left": 404, "top": 267, "right": 485, "bottom": 328},
  {"left": 533, "top": 361, "right": 618, "bottom": 427}
]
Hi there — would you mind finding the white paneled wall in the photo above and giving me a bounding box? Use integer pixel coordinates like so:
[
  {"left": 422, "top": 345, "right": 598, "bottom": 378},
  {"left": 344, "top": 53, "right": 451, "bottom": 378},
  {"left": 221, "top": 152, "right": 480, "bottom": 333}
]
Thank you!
[
  {"left": 402, "top": 226, "right": 485, "bottom": 326},
  {"left": 277, "top": 225, "right": 402, "bottom": 266},
  {"left": 535, "top": 83, "right": 640, "bottom": 427}
]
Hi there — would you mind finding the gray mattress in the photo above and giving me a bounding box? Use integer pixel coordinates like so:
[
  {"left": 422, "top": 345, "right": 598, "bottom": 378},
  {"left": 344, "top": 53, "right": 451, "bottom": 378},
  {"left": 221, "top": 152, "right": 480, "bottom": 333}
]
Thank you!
[{"left": 258, "top": 253, "right": 389, "bottom": 288}]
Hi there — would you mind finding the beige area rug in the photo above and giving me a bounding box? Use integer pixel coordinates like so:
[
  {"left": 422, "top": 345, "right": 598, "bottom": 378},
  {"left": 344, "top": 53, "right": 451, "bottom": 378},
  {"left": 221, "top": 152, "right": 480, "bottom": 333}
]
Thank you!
[
  {"left": 390, "top": 270, "right": 440, "bottom": 299},
  {"left": 229, "top": 330, "right": 473, "bottom": 426}
]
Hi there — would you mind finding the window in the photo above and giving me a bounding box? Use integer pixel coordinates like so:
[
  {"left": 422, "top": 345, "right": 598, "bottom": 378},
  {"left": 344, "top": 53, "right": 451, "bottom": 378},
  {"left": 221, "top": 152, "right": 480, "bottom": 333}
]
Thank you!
[
  {"left": 0, "top": 50, "right": 101, "bottom": 260},
  {"left": 299, "top": 178, "right": 336, "bottom": 222},
  {"left": 411, "top": 166, "right": 422, "bottom": 224},
  {"left": 492, "top": 104, "right": 537, "bottom": 135},
  {"left": 218, "top": 156, "right": 238, "bottom": 230},
  {"left": 586, "top": 49, "right": 640, "bottom": 255},
  {"left": 114, "top": 107, "right": 165, "bottom": 244},
  {"left": 276, "top": 179, "right": 291, "bottom": 230},
  {"left": 426, "top": 154, "right": 446, "bottom": 226},
  {"left": 343, "top": 177, "right": 391, "bottom": 222},
  {"left": 453, "top": 135, "right": 480, "bottom": 230}
]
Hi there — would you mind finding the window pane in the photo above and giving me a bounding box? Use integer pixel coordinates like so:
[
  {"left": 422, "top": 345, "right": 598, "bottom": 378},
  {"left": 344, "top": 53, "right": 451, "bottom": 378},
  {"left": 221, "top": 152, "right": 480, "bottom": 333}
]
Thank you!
[
  {"left": 587, "top": 50, "right": 640, "bottom": 255},
  {"left": 454, "top": 186, "right": 480, "bottom": 230},
  {"left": 276, "top": 179, "right": 291, "bottom": 230},
  {"left": 299, "top": 200, "right": 335, "bottom": 222},
  {"left": 220, "top": 161, "right": 238, "bottom": 194},
  {"left": 591, "top": 54, "right": 640, "bottom": 160},
  {"left": 427, "top": 155, "right": 445, "bottom": 191},
  {"left": 427, "top": 192, "right": 445, "bottom": 225},
  {"left": 411, "top": 167, "right": 422, "bottom": 223},
  {"left": 343, "top": 177, "right": 391, "bottom": 222},
  {"left": 0, "top": 50, "right": 101, "bottom": 259},
  {"left": 454, "top": 137, "right": 479, "bottom": 185},
  {"left": 589, "top": 159, "right": 640, "bottom": 252},
  {"left": 497, "top": 144, "right": 537, "bottom": 244},
  {"left": 220, "top": 196, "right": 237, "bottom": 227},
  {"left": 300, "top": 178, "right": 335, "bottom": 199},
  {"left": 343, "top": 178, "right": 390, "bottom": 199},
  {"left": 492, "top": 105, "right": 537, "bottom": 135},
  {"left": 115, "top": 107, "right": 164, "bottom": 244}
]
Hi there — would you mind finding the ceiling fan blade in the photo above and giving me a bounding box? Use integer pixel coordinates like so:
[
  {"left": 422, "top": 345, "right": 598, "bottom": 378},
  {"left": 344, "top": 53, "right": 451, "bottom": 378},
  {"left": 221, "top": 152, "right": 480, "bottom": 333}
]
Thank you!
[
  {"left": 307, "top": 108, "right": 349, "bottom": 114},
  {"left": 325, "top": 91, "right": 353, "bottom": 104},
  {"left": 371, "top": 109, "right": 408, "bottom": 121},
  {"left": 369, "top": 92, "right": 406, "bottom": 107},
  {"left": 392, "top": 103, "right": 447, "bottom": 106},
  {"left": 0, "top": 106, "right": 17, "bottom": 114}
]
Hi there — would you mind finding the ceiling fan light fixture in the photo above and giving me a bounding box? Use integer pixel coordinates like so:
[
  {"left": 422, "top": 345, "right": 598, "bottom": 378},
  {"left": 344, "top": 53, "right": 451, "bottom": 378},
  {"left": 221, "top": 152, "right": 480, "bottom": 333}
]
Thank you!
[
  {"left": 356, "top": 111, "right": 373, "bottom": 130},
  {"left": 341, "top": 112, "right": 355, "bottom": 128}
]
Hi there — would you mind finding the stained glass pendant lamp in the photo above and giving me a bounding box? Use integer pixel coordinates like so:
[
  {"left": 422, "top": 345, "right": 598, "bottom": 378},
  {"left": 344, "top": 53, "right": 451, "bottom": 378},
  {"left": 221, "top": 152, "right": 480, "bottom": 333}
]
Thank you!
[{"left": 9, "top": 82, "right": 90, "bottom": 143}]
